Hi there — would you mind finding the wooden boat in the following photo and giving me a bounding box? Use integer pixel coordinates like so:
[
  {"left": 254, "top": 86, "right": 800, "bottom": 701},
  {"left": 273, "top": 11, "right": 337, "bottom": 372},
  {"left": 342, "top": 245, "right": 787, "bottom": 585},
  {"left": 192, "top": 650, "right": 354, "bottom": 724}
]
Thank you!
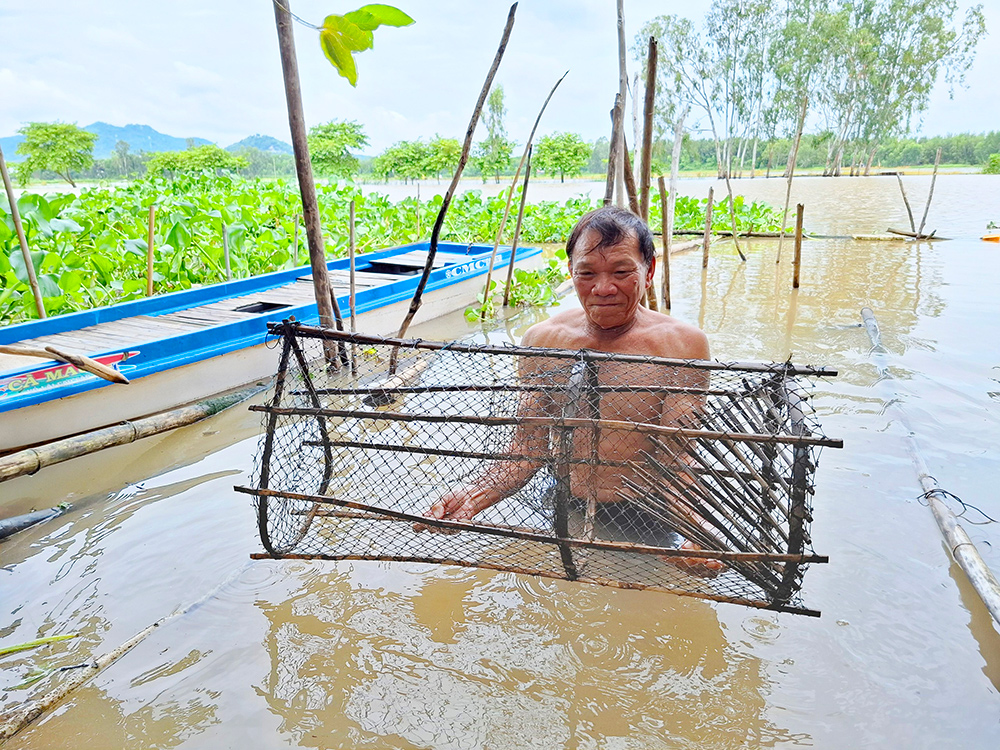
[
  {"left": 0, "top": 241, "right": 541, "bottom": 454},
  {"left": 982, "top": 233, "right": 1000, "bottom": 243}
]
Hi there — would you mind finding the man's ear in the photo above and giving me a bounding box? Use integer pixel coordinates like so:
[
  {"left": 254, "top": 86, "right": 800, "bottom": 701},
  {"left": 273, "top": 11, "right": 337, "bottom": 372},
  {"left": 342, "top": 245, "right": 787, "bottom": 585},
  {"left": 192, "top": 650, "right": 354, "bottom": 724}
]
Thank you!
[{"left": 646, "top": 257, "right": 656, "bottom": 286}]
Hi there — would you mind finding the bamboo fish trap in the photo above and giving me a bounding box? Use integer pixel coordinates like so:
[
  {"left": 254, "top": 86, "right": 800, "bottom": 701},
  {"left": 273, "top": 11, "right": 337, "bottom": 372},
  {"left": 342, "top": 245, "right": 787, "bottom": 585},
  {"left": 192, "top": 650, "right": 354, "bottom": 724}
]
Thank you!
[{"left": 237, "top": 321, "right": 842, "bottom": 616}]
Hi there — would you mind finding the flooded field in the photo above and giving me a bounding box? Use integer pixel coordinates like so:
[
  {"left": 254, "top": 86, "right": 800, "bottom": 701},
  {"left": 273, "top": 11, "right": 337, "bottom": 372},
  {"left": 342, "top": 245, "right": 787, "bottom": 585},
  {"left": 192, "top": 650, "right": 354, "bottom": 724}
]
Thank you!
[{"left": 2, "top": 174, "right": 1000, "bottom": 747}]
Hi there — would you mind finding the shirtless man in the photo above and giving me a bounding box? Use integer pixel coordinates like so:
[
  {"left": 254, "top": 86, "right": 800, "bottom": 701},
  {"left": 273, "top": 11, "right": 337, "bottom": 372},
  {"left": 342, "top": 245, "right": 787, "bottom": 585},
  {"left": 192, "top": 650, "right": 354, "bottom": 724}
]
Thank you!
[{"left": 422, "top": 206, "right": 720, "bottom": 574}]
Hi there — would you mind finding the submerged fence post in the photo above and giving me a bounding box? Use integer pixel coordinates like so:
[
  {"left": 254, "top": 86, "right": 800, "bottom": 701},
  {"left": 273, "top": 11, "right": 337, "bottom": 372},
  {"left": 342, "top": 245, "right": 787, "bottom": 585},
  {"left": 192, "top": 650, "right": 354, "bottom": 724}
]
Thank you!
[
  {"left": 702, "top": 186, "right": 714, "bottom": 269},
  {"left": 793, "top": 203, "right": 804, "bottom": 289}
]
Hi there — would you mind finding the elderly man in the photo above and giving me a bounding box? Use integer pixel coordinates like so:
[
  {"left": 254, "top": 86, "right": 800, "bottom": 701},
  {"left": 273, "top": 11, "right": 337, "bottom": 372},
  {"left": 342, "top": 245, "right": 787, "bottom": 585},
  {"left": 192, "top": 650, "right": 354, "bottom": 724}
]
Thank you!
[{"left": 422, "top": 206, "right": 719, "bottom": 575}]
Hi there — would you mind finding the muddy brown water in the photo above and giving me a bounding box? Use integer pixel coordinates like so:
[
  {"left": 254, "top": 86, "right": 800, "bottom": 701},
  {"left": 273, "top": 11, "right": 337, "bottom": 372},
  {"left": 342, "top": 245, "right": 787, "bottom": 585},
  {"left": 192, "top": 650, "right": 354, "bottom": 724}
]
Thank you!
[{"left": 2, "top": 174, "right": 1000, "bottom": 748}]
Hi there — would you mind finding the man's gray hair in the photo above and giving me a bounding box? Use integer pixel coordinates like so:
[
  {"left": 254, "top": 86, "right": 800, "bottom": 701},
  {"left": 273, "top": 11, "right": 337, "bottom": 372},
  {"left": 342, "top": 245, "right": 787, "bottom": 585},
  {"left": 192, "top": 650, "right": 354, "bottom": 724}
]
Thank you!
[{"left": 566, "top": 206, "right": 655, "bottom": 265}]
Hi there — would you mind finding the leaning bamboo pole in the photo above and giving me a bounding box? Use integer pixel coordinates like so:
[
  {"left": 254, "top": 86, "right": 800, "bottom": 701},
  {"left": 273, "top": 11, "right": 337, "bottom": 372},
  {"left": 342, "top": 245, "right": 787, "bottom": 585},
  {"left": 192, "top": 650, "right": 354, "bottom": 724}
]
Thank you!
[
  {"left": 702, "top": 187, "right": 714, "bottom": 268},
  {"left": 638, "top": 36, "right": 657, "bottom": 223},
  {"left": 658, "top": 176, "right": 672, "bottom": 310},
  {"left": 776, "top": 95, "right": 808, "bottom": 264},
  {"left": 502, "top": 146, "right": 532, "bottom": 306},
  {"left": 396, "top": 3, "right": 517, "bottom": 342},
  {"left": 0, "top": 143, "right": 45, "bottom": 318},
  {"left": 793, "top": 203, "right": 804, "bottom": 289},
  {"left": 861, "top": 307, "right": 1000, "bottom": 627},
  {"left": 479, "top": 70, "right": 567, "bottom": 319},
  {"left": 0, "top": 385, "right": 263, "bottom": 483},
  {"left": 0, "top": 344, "right": 129, "bottom": 384},
  {"left": 916, "top": 147, "right": 942, "bottom": 239},
  {"left": 895, "top": 173, "right": 917, "bottom": 234}
]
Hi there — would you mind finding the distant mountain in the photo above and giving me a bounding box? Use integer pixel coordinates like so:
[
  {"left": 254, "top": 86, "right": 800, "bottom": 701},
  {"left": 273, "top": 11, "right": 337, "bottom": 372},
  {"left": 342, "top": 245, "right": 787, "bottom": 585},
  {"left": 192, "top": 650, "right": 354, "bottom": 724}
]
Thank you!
[
  {"left": 226, "top": 134, "right": 292, "bottom": 154},
  {"left": 83, "top": 122, "right": 212, "bottom": 159}
]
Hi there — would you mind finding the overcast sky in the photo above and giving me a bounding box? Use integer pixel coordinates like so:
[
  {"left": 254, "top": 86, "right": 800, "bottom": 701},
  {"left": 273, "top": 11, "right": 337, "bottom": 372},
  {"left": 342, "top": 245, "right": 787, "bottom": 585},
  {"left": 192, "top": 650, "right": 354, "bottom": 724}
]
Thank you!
[{"left": 1, "top": 0, "right": 996, "bottom": 152}]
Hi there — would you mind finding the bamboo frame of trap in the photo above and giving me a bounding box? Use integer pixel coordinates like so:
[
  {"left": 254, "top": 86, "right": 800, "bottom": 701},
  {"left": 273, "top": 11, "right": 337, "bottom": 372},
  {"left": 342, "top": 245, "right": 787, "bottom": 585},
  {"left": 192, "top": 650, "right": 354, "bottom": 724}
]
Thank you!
[{"left": 237, "top": 321, "right": 841, "bottom": 617}]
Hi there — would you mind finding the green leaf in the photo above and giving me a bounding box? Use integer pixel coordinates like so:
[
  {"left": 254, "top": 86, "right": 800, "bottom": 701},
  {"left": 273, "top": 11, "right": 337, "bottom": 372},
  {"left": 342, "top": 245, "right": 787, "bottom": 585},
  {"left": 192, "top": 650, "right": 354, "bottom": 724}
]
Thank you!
[
  {"left": 124, "top": 239, "right": 148, "bottom": 257},
  {"left": 354, "top": 4, "right": 414, "bottom": 28},
  {"left": 38, "top": 274, "right": 61, "bottom": 298},
  {"left": 320, "top": 25, "right": 360, "bottom": 86},
  {"left": 49, "top": 217, "right": 83, "bottom": 233},
  {"left": 323, "top": 14, "right": 374, "bottom": 52}
]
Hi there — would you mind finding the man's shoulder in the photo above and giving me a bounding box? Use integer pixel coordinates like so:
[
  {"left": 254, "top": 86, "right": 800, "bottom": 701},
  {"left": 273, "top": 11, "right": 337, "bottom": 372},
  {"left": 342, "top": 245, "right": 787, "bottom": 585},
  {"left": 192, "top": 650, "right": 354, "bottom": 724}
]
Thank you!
[
  {"left": 638, "top": 310, "right": 710, "bottom": 360},
  {"left": 520, "top": 309, "right": 586, "bottom": 348}
]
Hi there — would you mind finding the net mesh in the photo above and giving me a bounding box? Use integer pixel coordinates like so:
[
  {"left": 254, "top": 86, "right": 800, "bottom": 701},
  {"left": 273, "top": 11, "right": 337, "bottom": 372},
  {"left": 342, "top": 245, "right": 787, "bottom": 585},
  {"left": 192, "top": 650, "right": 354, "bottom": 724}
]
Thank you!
[{"left": 239, "top": 322, "right": 841, "bottom": 616}]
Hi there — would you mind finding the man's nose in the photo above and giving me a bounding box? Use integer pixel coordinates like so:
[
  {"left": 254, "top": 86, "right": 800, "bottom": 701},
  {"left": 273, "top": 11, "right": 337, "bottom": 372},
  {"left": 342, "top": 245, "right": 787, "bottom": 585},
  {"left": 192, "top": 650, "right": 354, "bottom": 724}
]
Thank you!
[{"left": 593, "top": 274, "right": 617, "bottom": 295}]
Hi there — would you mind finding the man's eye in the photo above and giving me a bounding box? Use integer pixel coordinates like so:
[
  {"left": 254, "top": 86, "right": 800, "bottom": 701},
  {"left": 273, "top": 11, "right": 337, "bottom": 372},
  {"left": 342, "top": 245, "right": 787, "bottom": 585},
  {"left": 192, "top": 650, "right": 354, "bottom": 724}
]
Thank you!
[{"left": 615, "top": 271, "right": 631, "bottom": 278}]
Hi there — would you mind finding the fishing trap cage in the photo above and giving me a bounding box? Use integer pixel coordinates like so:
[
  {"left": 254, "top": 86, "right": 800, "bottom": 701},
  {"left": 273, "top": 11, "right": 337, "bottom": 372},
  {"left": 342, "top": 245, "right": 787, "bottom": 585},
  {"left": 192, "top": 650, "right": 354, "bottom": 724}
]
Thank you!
[{"left": 238, "top": 321, "right": 842, "bottom": 617}]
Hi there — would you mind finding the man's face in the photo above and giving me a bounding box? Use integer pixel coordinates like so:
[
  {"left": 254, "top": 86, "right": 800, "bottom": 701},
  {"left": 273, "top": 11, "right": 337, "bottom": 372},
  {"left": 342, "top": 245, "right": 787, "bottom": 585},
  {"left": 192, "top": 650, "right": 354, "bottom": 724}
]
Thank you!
[{"left": 569, "top": 229, "right": 654, "bottom": 330}]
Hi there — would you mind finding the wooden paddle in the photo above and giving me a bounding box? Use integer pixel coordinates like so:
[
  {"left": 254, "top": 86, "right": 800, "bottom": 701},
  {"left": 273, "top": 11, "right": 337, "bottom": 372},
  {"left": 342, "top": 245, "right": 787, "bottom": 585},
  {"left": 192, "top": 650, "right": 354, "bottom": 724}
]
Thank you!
[{"left": 0, "top": 344, "right": 130, "bottom": 385}]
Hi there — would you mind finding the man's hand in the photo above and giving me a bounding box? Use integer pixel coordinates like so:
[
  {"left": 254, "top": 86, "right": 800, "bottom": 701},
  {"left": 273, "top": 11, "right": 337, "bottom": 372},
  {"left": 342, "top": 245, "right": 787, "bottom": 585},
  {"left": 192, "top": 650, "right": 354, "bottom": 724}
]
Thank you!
[{"left": 413, "top": 488, "right": 493, "bottom": 533}]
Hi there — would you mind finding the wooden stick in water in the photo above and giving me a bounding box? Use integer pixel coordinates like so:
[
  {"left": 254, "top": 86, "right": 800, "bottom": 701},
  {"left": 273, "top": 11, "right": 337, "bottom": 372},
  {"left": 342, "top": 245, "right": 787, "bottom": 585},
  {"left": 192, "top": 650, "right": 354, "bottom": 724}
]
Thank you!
[
  {"left": 146, "top": 204, "right": 155, "bottom": 296},
  {"left": 638, "top": 36, "right": 657, "bottom": 222},
  {"left": 502, "top": 146, "right": 532, "bottom": 306},
  {"left": 702, "top": 187, "right": 714, "bottom": 268},
  {"left": 658, "top": 176, "right": 672, "bottom": 310},
  {"left": 0, "top": 144, "right": 45, "bottom": 319},
  {"left": 896, "top": 173, "right": 916, "bottom": 233},
  {"left": 917, "top": 147, "right": 941, "bottom": 238},
  {"left": 604, "top": 94, "right": 623, "bottom": 207},
  {"left": 349, "top": 199, "right": 357, "bottom": 375},
  {"left": 793, "top": 203, "right": 804, "bottom": 289}
]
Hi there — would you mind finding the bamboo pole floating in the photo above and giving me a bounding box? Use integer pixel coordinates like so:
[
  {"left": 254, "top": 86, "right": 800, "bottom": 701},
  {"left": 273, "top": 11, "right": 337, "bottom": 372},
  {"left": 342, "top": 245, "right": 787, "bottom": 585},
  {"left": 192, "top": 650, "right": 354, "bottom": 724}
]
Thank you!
[
  {"left": 638, "top": 36, "right": 657, "bottom": 222},
  {"left": 222, "top": 223, "right": 232, "bottom": 281},
  {"left": 395, "top": 2, "right": 517, "bottom": 347},
  {"left": 0, "top": 344, "right": 129, "bottom": 385},
  {"left": 0, "top": 385, "right": 263, "bottom": 483},
  {"left": 793, "top": 203, "right": 804, "bottom": 289},
  {"left": 0, "top": 143, "right": 45, "bottom": 319},
  {"left": 658, "top": 176, "right": 672, "bottom": 310},
  {"left": 917, "top": 147, "right": 942, "bottom": 239},
  {"left": 896, "top": 173, "right": 917, "bottom": 233},
  {"left": 502, "top": 146, "right": 532, "bottom": 306},
  {"left": 143, "top": 204, "right": 155, "bottom": 296},
  {"left": 273, "top": 0, "right": 344, "bottom": 351},
  {"left": 480, "top": 70, "right": 568, "bottom": 319},
  {"left": 702, "top": 186, "right": 714, "bottom": 268},
  {"left": 861, "top": 307, "right": 1000, "bottom": 628}
]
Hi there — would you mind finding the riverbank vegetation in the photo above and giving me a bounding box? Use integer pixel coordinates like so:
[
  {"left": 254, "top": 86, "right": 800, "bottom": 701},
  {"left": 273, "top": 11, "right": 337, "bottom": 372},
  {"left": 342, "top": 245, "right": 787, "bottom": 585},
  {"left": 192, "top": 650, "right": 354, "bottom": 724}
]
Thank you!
[{"left": 0, "top": 172, "right": 785, "bottom": 324}]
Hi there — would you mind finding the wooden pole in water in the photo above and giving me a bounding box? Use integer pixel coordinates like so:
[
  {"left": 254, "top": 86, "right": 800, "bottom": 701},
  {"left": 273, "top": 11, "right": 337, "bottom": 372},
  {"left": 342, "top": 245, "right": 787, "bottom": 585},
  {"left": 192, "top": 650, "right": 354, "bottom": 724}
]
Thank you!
[
  {"left": 145, "top": 204, "right": 155, "bottom": 296},
  {"left": 349, "top": 199, "right": 357, "bottom": 375},
  {"left": 777, "top": 94, "right": 808, "bottom": 264},
  {"left": 0, "top": 143, "right": 45, "bottom": 319},
  {"left": 621, "top": 137, "right": 641, "bottom": 217},
  {"left": 603, "top": 94, "right": 623, "bottom": 207},
  {"left": 861, "top": 307, "right": 1000, "bottom": 628},
  {"left": 917, "top": 147, "right": 942, "bottom": 239},
  {"left": 273, "top": 0, "right": 343, "bottom": 340},
  {"left": 638, "top": 36, "right": 657, "bottom": 222},
  {"left": 792, "top": 203, "right": 804, "bottom": 289},
  {"left": 896, "top": 173, "right": 916, "bottom": 233},
  {"left": 395, "top": 3, "right": 517, "bottom": 345},
  {"left": 222, "top": 223, "right": 232, "bottom": 281},
  {"left": 503, "top": 147, "right": 532, "bottom": 307},
  {"left": 658, "top": 176, "right": 672, "bottom": 310},
  {"left": 702, "top": 186, "right": 714, "bottom": 268},
  {"left": 480, "top": 70, "right": 568, "bottom": 320},
  {"left": 614, "top": 0, "right": 628, "bottom": 209}
]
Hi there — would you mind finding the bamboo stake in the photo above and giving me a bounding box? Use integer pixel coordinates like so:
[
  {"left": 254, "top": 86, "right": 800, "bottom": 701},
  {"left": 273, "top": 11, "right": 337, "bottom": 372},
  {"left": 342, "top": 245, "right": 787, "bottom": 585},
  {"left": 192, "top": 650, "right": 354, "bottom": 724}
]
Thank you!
[
  {"left": 702, "top": 186, "right": 714, "bottom": 268},
  {"left": 145, "top": 204, "right": 155, "bottom": 296},
  {"left": 916, "top": 147, "right": 942, "bottom": 238},
  {"left": 349, "top": 199, "right": 357, "bottom": 375},
  {"left": 603, "top": 94, "right": 623, "bottom": 207},
  {"left": 639, "top": 36, "right": 657, "bottom": 222},
  {"left": 0, "top": 144, "right": 45, "bottom": 318},
  {"left": 396, "top": 3, "right": 517, "bottom": 345},
  {"left": 861, "top": 307, "right": 1000, "bottom": 627},
  {"left": 415, "top": 183, "right": 421, "bottom": 239},
  {"left": 896, "top": 173, "right": 916, "bottom": 233},
  {"left": 222, "top": 223, "right": 232, "bottom": 280},
  {"left": 293, "top": 214, "right": 299, "bottom": 264},
  {"left": 502, "top": 146, "right": 532, "bottom": 306},
  {"left": 622, "top": 137, "right": 641, "bottom": 217},
  {"left": 614, "top": 0, "right": 627, "bottom": 209},
  {"left": 273, "top": 0, "right": 344, "bottom": 350},
  {"left": 777, "top": 94, "right": 808, "bottom": 264},
  {"left": 0, "top": 385, "right": 262, "bottom": 483},
  {"left": 480, "top": 70, "right": 568, "bottom": 319},
  {"left": 793, "top": 203, "right": 804, "bottom": 289},
  {"left": 658, "top": 176, "right": 671, "bottom": 310}
]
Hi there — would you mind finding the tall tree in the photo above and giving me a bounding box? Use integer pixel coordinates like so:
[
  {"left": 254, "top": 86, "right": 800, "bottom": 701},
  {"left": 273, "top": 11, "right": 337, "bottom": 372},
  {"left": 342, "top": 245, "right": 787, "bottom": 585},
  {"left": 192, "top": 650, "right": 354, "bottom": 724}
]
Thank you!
[
  {"left": 307, "top": 120, "right": 369, "bottom": 178},
  {"left": 426, "top": 135, "right": 461, "bottom": 180},
  {"left": 474, "top": 85, "right": 514, "bottom": 183},
  {"left": 534, "top": 132, "right": 591, "bottom": 182},
  {"left": 14, "top": 122, "right": 98, "bottom": 187}
]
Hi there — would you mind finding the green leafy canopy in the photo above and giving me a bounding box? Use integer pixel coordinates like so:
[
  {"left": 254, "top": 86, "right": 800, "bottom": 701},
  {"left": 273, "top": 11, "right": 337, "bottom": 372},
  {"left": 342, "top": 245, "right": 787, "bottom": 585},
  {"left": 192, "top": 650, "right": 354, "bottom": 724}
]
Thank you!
[{"left": 320, "top": 4, "right": 414, "bottom": 86}]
